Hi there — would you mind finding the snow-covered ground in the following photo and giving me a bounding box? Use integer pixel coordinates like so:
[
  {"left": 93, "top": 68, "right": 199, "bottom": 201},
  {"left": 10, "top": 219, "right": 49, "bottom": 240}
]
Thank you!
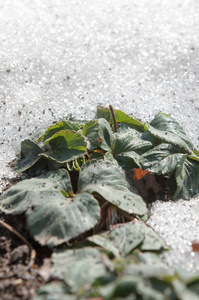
[{"left": 0, "top": 0, "right": 199, "bottom": 270}]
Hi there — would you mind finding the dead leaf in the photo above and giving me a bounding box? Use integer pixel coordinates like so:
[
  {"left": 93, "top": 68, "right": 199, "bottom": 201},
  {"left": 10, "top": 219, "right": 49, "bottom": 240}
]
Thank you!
[
  {"left": 39, "top": 258, "right": 52, "bottom": 281},
  {"left": 132, "top": 168, "right": 160, "bottom": 202},
  {"left": 191, "top": 240, "right": 199, "bottom": 252}
]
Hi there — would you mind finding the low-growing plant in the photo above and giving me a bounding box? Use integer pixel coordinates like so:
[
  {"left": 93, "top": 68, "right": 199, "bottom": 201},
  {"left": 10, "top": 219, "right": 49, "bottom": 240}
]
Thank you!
[{"left": 0, "top": 105, "right": 199, "bottom": 299}]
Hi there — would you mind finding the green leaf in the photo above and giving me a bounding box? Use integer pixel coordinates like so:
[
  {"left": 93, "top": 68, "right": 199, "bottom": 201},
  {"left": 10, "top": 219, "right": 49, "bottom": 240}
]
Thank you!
[
  {"left": 140, "top": 143, "right": 186, "bottom": 175},
  {"left": 51, "top": 247, "right": 109, "bottom": 291},
  {"left": 66, "top": 156, "right": 85, "bottom": 171},
  {"left": 90, "top": 151, "right": 104, "bottom": 160},
  {"left": 104, "top": 220, "right": 167, "bottom": 254},
  {"left": 193, "top": 148, "right": 199, "bottom": 156},
  {"left": 0, "top": 169, "right": 72, "bottom": 214},
  {"left": 98, "top": 220, "right": 167, "bottom": 253},
  {"left": 137, "top": 221, "right": 168, "bottom": 251},
  {"left": 112, "top": 131, "right": 153, "bottom": 170},
  {"left": 114, "top": 152, "right": 141, "bottom": 170},
  {"left": 114, "top": 110, "right": 147, "bottom": 132},
  {"left": 112, "top": 132, "right": 152, "bottom": 156},
  {"left": 40, "top": 130, "right": 87, "bottom": 163},
  {"left": 148, "top": 113, "right": 194, "bottom": 153},
  {"left": 136, "top": 278, "right": 175, "bottom": 300},
  {"left": 106, "top": 220, "right": 168, "bottom": 253},
  {"left": 111, "top": 276, "right": 138, "bottom": 298},
  {"left": 176, "top": 268, "right": 199, "bottom": 285},
  {"left": 111, "top": 255, "right": 175, "bottom": 299},
  {"left": 123, "top": 259, "right": 175, "bottom": 300},
  {"left": 96, "top": 106, "right": 147, "bottom": 132},
  {"left": 96, "top": 105, "right": 112, "bottom": 122},
  {"left": 26, "top": 191, "right": 100, "bottom": 247},
  {"left": 188, "top": 154, "right": 199, "bottom": 163},
  {"left": 34, "top": 282, "right": 75, "bottom": 300},
  {"left": 135, "top": 251, "right": 166, "bottom": 265},
  {"left": 39, "top": 120, "right": 81, "bottom": 142},
  {"left": 174, "top": 155, "right": 199, "bottom": 200},
  {"left": 172, "top": 279, "right": 199, "bottom": 300},
  {"left": 14, "top": 139, "right": 44, "bottom": 172},
  {"left": 0, "top": 170, "right": 100, "bottom": 247},
  {"left": 47, "top": 159, "right": 62, "bottom": 171},
  {"left": 125, "top": 262, "right": 173, "bottom": 279},
  {"left": 188, "top": 149, "right": 199, "bottom": 163},
  {"left": 82, "top": 118, "right": 113, "bottom": 151},
  {"left": 78, "top": 160, "right": 147, "bottom": 218},
  {"left": 88, "top": 222, "right": 145, "bottom": 258},
  {"left": 104, "top": 152, "right": 119, "bottom": 165}
]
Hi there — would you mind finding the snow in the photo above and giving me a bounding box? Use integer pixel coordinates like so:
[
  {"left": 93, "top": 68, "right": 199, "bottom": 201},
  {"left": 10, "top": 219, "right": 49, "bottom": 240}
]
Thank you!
[{"left": 0, "top": 0, "right": 199, "bottom": 270}]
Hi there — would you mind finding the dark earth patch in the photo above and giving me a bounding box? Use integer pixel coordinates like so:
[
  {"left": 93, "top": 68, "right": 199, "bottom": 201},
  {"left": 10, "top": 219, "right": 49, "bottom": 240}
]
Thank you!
[{"left": 0, "top": 214, "right": 52, "bottom": 300}]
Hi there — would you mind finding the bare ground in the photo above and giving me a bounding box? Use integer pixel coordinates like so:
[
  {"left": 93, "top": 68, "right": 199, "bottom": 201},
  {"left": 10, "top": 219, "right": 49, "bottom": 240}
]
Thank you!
[{"left": 0, "top": 214, "right": 52, "bottom": 300}]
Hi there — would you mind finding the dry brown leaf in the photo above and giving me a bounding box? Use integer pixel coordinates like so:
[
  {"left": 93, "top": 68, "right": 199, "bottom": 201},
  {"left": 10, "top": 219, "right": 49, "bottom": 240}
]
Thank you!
[
  {"left": 191, "top": 240, "right": 199, "bottom": 252},
  {"left": 132, "top": 168, "right": 160, "bottom": 202}
]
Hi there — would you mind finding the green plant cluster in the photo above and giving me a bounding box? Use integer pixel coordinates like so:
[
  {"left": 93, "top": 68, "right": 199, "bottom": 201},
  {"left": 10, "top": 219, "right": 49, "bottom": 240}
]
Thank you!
[
  {"left": 0, "top": 106, "right": 199, "bottom": 299},
  {"left": 34, "top": 247, "right": 199, "bottom": 300}
]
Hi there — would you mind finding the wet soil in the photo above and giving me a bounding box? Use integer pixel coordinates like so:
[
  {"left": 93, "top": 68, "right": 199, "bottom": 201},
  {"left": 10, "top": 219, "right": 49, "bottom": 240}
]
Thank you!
[{"left": 0, "top": 214, "right": 52, "bottom": 300}]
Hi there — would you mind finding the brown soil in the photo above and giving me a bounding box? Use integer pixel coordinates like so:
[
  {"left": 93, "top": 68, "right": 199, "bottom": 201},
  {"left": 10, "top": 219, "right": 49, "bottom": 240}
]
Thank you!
[{"left": 0, "top": 214, "right": 52, "bottom": 300}]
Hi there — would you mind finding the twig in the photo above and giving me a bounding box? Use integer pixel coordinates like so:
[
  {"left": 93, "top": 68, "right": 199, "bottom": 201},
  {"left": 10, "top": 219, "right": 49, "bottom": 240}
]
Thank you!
[
  {"left": 0, "top": 219, "right": 36, "bottom": 269},
  {"left": 109, "top": 105, "right": 118, "bottom": 132}
]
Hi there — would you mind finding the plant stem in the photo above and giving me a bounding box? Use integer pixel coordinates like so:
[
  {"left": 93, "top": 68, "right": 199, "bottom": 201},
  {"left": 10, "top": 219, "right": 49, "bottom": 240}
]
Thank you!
[{"left": 109, "top": 105, "right": 118, "bottom": 132}]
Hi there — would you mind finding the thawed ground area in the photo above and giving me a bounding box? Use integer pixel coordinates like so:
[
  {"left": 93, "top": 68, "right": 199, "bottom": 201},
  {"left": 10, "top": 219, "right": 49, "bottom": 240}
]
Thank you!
[{"left": 0, "top": 0, "right": 199, "bottom": 270}]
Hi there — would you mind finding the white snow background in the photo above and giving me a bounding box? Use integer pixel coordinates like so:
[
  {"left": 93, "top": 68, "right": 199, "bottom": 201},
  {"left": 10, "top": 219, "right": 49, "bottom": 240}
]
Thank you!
[{"left": 0, "top": 0, "right": 199, "bottom": 271}]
